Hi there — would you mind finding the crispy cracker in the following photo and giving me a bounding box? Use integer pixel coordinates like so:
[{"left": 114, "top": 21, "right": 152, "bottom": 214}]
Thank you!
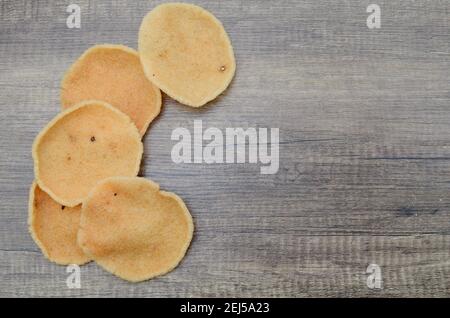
[
  {"left": 78, "top": 177, "right": 194, "bottom": 282},
  {"left": 28, "top": 182, "right": 90, "bottom": 265},
  {"left": 138, "top": 3, "right": 236, "bottom": 107},
  {"left": 33, "top": 100, "right": 143, "bottom": 207},
  {"left": 61, "top": 44, "right": 161, "bottom": 136}
]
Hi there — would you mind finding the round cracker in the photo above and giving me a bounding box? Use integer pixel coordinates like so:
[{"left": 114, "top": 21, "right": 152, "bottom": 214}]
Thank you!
[
  {"left": 138, "top": 3, "right": 236, "bottom": 107},
  {"left": 28, "top": 182, "right": 90, "bottom": 265},
  {"left": 33, "top": 100, "right": 143, "bottom": 207},
  {"left": 61, "top": 44, "right": 162, "bottom": 136},
  {"left": 78, "top": 177, "right": 194, "bottom": 282}
]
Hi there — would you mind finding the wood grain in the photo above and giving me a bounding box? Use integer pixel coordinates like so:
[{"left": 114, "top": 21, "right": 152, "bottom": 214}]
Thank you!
[{"left": 0, "top": 0, "right": 449, "bottom": 297}]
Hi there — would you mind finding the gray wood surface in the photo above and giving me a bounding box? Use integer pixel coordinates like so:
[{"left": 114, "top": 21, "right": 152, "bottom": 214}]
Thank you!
[{"left": 1, "top": 0, "right": 450, "bottom": 297}]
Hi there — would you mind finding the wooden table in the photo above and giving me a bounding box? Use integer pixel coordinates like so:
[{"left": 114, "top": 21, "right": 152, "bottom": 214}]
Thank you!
[{"left": 1, "top": 0, "right": 449, "bottom": 297}]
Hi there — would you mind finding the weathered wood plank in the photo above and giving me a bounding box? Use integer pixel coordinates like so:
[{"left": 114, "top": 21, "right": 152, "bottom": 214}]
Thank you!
[{"left": 0, "top": 0, "right": 449, "bottom": 297}]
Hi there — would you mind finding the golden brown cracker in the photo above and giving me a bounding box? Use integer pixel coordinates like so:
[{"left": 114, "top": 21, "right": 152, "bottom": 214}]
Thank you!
[
  {"left": 61, "top": 44, "right": 161, "bottom": 136},
  {"left": 33, "top": 100, "right": 143, "bottom": 207},
  {"left": 78, "top": 177, "right": 194, "bottom": 282},
  {"left": 138, "top": 3, "right": 236, "bottom": 107}
]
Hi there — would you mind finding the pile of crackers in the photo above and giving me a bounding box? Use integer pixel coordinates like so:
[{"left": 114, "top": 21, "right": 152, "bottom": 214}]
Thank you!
[{"left": 28, "top": 3, "right": 235, "bottom": 282}]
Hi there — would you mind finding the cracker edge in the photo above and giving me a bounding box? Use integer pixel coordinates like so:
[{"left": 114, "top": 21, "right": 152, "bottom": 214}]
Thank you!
[{"left": 32, "top": 100, "right": 144, "bottom": 207}]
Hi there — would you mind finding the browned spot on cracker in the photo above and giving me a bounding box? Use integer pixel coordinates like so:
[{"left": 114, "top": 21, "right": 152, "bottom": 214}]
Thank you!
[
  {"left": 109, "top": 142, "right": 118, "bottom": 149},
  {"left": 158, "top": 50, "right": 167, "bottom": 58}
]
